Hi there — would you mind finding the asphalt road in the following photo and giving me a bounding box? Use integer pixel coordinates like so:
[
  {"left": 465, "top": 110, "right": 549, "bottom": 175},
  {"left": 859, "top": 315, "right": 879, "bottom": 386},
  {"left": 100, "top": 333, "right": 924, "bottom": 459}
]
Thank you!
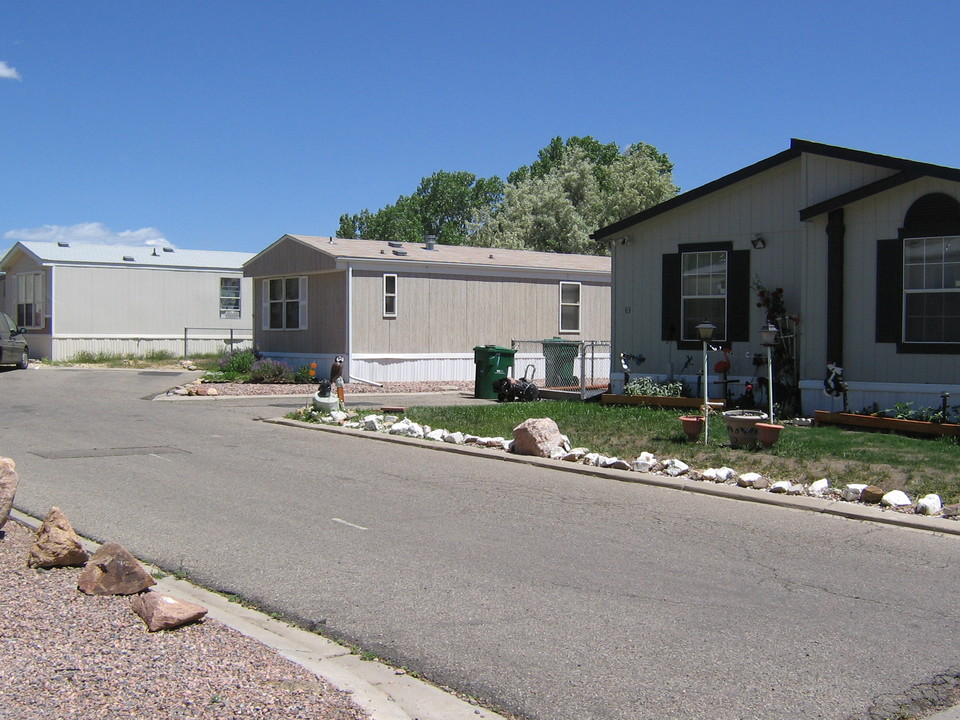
[{"left": 4, "top": 367, "right": 960, "bottom": 720}]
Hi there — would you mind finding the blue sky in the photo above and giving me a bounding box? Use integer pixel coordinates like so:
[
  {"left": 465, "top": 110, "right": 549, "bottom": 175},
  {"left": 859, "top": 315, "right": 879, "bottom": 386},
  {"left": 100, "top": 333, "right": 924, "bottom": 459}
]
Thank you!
[{"left": 3, "top": 1, "right": 959, "bottom": 255}]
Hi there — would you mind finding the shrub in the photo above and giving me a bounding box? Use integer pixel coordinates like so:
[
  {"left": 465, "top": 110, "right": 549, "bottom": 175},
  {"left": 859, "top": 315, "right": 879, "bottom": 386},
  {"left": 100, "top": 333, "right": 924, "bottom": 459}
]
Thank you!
[
  {"left": 293, "top": 365, "right": 315, "bottom": 384},
  {"left": 623, "top": 376, "right": 687, "bottom": 397},
  {"left": 218, "top": 349, "right": 257, "bottom": 375},
  {"left": 248, "top": 358, "right": 293, "bottom": 383}
]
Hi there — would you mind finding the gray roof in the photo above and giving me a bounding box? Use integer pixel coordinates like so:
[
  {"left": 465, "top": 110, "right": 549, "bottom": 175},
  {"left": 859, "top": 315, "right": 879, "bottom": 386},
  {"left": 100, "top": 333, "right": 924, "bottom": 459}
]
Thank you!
[
  {"left": 2, "top": 241, "right": 252, "bottom": 270},
  {"left": 270, "top": 235, "right": 610, "bottom": 274}
]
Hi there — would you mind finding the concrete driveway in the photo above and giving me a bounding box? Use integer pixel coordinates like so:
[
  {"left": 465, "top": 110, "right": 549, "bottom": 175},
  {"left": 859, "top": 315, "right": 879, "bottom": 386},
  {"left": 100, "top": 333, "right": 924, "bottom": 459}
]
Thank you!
[{"left": 4, "top": 367, "right": 960, "bottom": 720}]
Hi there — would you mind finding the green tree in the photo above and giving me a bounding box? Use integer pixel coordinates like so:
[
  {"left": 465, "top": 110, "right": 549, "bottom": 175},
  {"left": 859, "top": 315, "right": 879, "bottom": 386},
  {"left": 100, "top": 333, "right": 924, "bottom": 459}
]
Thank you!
[
  {"left": 470, "top": 137, "right": 678, "bottom": 255},
  {"left": 337, "top": 171, "right": 502, "bottom": 245}
]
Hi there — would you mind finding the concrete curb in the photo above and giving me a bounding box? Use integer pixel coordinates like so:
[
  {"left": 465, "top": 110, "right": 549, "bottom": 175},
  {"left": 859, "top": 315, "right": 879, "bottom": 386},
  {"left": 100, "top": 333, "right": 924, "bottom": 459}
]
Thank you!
[
  {"left": 9, "top": 509, "right": 508, "bottom": 720},
  {"left": 266, "top": 416, "right": 960, "bottom": 538}
]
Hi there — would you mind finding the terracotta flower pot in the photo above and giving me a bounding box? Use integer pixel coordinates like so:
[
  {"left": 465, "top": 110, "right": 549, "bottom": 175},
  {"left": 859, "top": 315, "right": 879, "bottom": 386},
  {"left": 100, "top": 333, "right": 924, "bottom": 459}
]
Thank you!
[
  {"left": 755, "top": 422, "right": 784, "bottom": 449},
  {"left": 679, "top": 415, "right": 705, "bottom": 442}
]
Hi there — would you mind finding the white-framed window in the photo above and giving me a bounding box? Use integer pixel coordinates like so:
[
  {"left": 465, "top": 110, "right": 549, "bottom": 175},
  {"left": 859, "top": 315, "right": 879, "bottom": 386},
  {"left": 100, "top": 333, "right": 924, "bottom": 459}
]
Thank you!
[
  {"left": 262, "top": 277, "right": 307, "bottom": 330},
  {"left": 559, "top": 281, "right": 581, "bottom": 333},
  {"left": 383, "top": 273, "right": 397, "bottom": 318},
  {"left": 16, "top": 271, "right": 44, "bottom": 329},
  {"left": 219, "top": 277, "right": 241, "bottom": 319},
  {"left": 903, "top": 236, "right": 960, "bottom": 343},
  {"left": 681, "top": 250, "right": 727, "bottom": 341}
]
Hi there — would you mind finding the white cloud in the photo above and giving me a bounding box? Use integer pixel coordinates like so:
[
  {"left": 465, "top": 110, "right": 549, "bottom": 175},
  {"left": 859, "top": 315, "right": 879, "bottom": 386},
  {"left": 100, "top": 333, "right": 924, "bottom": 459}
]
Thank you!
[
  {"left": 3, "top": 222, "right": 173, "bottom": 248},
  {"left": 0, "top": 61, "right": 21, "bottom": 81}
]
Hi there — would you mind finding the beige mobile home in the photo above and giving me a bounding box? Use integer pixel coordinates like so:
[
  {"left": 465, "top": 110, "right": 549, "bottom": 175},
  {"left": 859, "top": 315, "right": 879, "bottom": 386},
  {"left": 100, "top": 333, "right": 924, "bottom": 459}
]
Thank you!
[
  {"left": 592, "top": 139, "right": 960, "bottom": 416},
  {"left": 243, "top": 235, "right": 611, "bottom": 382},
  {"left": 0, "top": 241, "right": 253, "bottom": 361}
]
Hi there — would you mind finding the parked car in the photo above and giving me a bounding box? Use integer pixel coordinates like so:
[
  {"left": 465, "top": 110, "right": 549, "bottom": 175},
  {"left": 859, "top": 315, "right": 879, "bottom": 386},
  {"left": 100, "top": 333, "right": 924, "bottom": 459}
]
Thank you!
[{"left": 0, "top": 312, "right": 29, "bottom": 369}]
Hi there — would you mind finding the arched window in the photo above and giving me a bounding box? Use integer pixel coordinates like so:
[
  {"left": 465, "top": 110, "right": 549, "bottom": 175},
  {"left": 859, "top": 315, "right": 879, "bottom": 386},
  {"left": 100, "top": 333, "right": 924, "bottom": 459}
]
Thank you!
[{"left": 902, "top": 194, "right": 960, "bottom": 344}]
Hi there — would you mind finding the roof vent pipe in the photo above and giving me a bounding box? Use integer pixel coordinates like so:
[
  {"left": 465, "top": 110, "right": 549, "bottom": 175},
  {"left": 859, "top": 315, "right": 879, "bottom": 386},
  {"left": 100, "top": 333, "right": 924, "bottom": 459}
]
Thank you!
[{"left": 424, "top": 234, "right": 436, "bottom": 250}]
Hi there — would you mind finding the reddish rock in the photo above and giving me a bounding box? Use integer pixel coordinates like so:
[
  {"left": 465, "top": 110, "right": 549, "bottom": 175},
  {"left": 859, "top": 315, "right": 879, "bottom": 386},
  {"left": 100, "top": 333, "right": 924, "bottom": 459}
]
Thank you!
[
  {"left": 131, "top": 591, "right": 207, "bottom": 632},
  {"left": 27, "top": 507, "right": 89, "bottom": 568},
  {"left": 512, "top": 418, "right": 565, "bottom": 458},
  {"left": 77, "top": 542, "right": 156, "bottom": 596},
  {"left": 0, "top": 457, "right": 19, "bottom": 530},
  {"left": 860, "top": 485, "right": 886, "bottom": 504}
]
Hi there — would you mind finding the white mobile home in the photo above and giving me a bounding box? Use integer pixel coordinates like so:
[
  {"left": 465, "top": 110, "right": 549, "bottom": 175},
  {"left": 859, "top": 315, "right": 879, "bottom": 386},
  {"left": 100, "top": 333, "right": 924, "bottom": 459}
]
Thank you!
[
  {"left": 243, "top": 235, "right": 611, "bottom": 382},
  {"left": 0, "top": 241, "right": 253, "bottom": 360},
  {"left": 592, "top": 139, "right": 960, "bottom": 415}
]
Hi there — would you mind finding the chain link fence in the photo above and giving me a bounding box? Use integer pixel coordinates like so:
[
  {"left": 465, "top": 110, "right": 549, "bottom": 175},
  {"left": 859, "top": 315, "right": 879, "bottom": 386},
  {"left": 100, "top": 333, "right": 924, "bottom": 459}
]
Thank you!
[{"left": 511, "top": 339, "right": 611, "bottom": 400}]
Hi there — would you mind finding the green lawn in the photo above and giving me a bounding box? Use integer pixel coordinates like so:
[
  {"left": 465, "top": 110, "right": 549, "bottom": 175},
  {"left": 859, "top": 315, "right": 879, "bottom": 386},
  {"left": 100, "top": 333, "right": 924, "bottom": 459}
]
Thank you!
[{"left": 359, "top": 401, "right": 960, "bottom": 503}]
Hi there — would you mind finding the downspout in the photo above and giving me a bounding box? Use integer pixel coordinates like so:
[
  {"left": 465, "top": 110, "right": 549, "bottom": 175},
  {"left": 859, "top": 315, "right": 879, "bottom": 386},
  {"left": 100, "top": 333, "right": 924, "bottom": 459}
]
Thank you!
[{"left": 345, "top": 266, "right": 353, "bottom": 381}]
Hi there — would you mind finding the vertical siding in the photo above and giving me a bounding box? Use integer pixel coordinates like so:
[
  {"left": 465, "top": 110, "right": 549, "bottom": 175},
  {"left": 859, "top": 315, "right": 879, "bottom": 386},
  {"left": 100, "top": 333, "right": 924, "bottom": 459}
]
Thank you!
[
  {"left": 253, "top": 271, "right": 346, "bottom": 355},
  {"left": 614, "top": 161, "right": 807, "bottom": 380},
  {"left": 840, "top": 177, "right": 960, "bottom": 385}
]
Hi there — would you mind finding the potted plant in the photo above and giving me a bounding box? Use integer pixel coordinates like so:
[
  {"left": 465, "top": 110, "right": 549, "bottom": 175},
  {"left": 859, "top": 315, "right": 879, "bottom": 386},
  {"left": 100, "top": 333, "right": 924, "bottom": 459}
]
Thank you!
[
  {"left": 679, "top": 415, "right": 705, "bottom": 441},
  {"left": 722, "top": 409, "right": 768, "bottom": 449},
  {"left": 755, "top": 422, "right": 784, "bottom": 449}
]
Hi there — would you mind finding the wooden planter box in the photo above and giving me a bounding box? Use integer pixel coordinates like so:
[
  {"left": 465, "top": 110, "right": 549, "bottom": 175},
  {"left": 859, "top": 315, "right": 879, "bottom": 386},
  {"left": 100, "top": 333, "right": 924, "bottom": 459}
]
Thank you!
[
  {"left": 601, "top": 394, "right": 725, "bottom": 410},
  {"left": 813, "top": 410, "right": 960, "bottom": 438}
]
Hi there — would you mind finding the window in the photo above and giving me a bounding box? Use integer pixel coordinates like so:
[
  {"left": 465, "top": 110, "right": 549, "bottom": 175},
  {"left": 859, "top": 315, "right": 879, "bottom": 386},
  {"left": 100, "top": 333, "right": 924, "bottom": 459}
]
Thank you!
[
  {"left": 383, "top": 274, "right": 397, "bottom": 317},
  {"left": 876, "top": 194, "right": 960, "bottom": 352},
  {"left": 219, "top": 277, "right": 241, "bottom": 319},
  {"left": 681, "top": 251, "right": 727, "bottom": 341},
  {"left": 16, "top": 272, "right": 44, "bottom": 329},
  {"left": 263, "top": 277, "right": 307, "bottom": 330},
  {"left": 559, "top": 282, "right": 581, "bottom": 333},
  {"left": 903, "top": 236, "right": 960, "bottom": 343},
  {"left": 662, "top": 243, "right": 749, "bottom": 347}
]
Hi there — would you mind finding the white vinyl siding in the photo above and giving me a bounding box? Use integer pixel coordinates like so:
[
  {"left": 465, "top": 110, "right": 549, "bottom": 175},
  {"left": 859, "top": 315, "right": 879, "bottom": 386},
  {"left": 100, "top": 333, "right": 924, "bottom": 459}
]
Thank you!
[{"left": 559, "top": 281, "right": 580, "bottom": 333}]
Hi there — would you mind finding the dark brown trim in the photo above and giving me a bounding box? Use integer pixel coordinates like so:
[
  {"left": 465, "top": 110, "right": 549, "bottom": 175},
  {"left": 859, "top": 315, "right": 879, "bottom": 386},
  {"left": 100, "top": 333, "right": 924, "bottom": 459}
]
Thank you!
[
  {"left": 825, "top": 209, "right": 845, "bottom": 364},
  {"left": 594, "top": 138, "right": 960, "bottom": 241},
  {"left": 799, "top": 171, "right": 921, "bottom": 221}
]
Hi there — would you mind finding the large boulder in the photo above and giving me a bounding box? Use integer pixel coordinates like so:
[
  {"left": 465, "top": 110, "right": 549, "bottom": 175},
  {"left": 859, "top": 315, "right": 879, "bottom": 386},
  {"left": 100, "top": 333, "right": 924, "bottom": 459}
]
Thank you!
[
  {"left": 0, "top": 457, "right": 19, "bottom": 530},
  {"left": 77, "top": 542, "right": 156, "bottom": 596},
  {"left": 131, "top": 591, "right": 208, "bottom": 632},
  {"left": 27, "top": 507, "right": 89, "bottom": 568},
  {"left": 512, "top": 418, "right": 565, "bottom": 458}
]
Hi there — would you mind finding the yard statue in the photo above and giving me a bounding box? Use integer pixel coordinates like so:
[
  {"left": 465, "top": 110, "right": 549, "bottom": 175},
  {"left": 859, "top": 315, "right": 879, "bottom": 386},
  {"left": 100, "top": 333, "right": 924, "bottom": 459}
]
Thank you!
[
  {"left": 823, "top": 362, "right": 846, "bottom": 398},
  {"left": 330, "top": 355, "right": 345, "bottom": 410}
]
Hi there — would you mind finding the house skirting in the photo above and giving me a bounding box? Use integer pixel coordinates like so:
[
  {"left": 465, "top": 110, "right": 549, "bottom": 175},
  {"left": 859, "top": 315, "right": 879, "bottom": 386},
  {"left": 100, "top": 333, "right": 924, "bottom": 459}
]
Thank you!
[
  {"left": 48, "top": 334, "right": 252, "bottom": 361},
  {"left": 800, "top": 380, "right": 960, "bottom": 416},
  {"left": 262, "top": 352, "right": 477, "bottom": 383}
]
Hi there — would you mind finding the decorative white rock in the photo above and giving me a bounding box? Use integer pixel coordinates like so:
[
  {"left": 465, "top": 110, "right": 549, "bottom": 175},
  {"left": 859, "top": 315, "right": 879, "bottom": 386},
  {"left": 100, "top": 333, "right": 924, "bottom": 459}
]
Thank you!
[
  {"left": 426, "top": 429, "right": 446, "bottom": 441},
  {"left": 809, "top": 478, "right": 830, "bottom": 495},
  {"left": 917, "top": 494, "right": 943, "bottom": 515},
  {"left": 769, "top": 480, "right": 792, "bottom": 493},
  {"left": 631, "top": 452, "right": 657, "bottom": 473},
  {"left": 442, "top": 431, "right": 464, "bottom": 444},
  {"left": 880, "top": 490, "right": 912, "bottom": 507},
  {"left": 663, "top": 459, "right": 690, "bottom": 477}
]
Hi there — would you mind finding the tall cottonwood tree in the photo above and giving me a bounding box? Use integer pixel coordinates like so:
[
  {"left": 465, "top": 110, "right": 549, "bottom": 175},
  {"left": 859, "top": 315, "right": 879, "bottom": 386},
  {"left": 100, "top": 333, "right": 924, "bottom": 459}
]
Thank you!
[{"left": 335, "top": 136, "right": 677, "bottom": 254}]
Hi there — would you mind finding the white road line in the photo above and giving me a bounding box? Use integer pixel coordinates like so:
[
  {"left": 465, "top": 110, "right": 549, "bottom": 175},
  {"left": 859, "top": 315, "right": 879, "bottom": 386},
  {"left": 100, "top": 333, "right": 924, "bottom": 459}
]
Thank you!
[{"left": 332, "top": 518, "right": 368, "bottom": 531}]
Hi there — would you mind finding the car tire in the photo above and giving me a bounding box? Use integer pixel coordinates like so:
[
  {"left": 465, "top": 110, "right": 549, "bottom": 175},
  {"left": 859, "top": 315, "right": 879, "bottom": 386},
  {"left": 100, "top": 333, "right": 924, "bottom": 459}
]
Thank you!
[{"left": 16, "top": 348, "right": 28, "bottom": 369}]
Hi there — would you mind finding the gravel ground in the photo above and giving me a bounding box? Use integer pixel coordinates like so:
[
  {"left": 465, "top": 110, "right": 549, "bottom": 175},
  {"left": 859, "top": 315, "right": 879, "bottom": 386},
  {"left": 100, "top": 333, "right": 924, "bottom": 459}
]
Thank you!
[
  {"left": 0, "top": 519, "right": 369, "bottom": 720},
  {"left": 198, "top": 380, "right": 475, "bottom": 396}
]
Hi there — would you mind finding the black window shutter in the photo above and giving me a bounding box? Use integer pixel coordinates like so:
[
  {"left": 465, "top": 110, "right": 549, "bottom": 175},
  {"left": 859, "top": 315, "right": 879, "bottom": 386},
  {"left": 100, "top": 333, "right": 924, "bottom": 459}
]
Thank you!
[
  {"left": 662, "top": 253, "right": 680, "bottom": 342},
  {"left": 727, "top": 249, "right": 751, "bottom": 342},
  {"left": 876, "top": 239, "right": 902, "bottom": 343}
]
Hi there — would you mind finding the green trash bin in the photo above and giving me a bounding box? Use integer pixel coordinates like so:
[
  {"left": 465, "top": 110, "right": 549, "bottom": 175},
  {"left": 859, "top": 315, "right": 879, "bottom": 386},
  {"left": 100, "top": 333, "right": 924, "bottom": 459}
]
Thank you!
[
  {"left": 542, "top": 338, "right": 579, "bottom": 387},
  {"left": 473, "top": 345, "right": 516, "bottom": 399}
]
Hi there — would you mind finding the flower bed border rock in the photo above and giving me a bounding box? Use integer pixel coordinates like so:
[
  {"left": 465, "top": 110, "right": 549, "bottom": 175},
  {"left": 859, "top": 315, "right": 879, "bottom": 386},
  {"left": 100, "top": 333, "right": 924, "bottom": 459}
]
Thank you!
[{"left": 294, "top": 409, "right": 960, "bottom": 524}]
